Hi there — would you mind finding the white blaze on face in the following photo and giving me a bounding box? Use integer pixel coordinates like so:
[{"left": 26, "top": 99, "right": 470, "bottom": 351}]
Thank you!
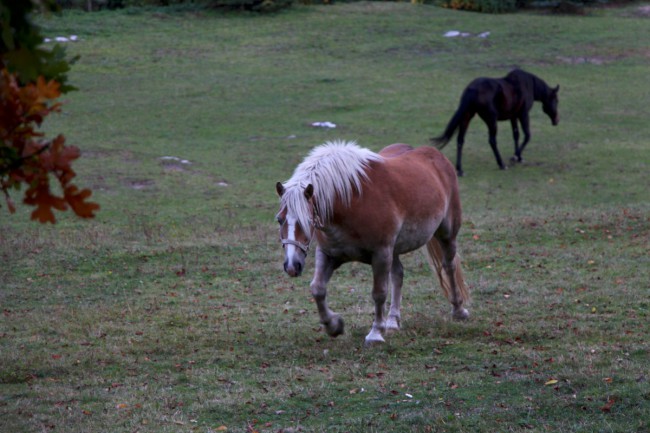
[{"left": 285, "top": 214, "right": 300, "bottom": 262}]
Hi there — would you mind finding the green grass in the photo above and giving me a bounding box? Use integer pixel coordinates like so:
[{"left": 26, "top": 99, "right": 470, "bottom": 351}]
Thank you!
[{"left": 1, "top": 3, "right": 649, "bottom": 432}]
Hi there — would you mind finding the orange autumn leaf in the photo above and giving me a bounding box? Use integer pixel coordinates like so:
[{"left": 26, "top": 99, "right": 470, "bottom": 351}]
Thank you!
[
  {"left": 36, "top": 75, "right": 62, "bottom": 100},
  {"left": 1, "top": 69, "right": 99, "bottom": 222},
  {"left": 601, "top": 397, "right": 616, "bottom": 413},
  {"left": 65, "top": 186, "right": 100, "bottom": 218}
]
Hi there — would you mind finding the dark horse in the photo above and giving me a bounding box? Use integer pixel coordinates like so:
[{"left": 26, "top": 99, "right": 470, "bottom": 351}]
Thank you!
[{"left": 431, "top": 69, "right": 560, "bottom": 176}]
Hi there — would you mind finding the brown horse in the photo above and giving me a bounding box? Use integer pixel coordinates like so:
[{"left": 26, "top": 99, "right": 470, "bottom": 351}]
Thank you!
[
  {"left": 275, "top": 140, "right": 469, "bottom": 346},
  {"left": 431, "top": 69, "right": 560, "bottom": 176}
]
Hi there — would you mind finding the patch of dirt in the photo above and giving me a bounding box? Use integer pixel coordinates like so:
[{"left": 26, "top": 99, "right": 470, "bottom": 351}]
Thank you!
[
  {"left": 636, "top": 5, "right": 650, "bottom": 16},
  {"left": 162, "top": 164, "right": 186, "bottom": 173},
  {"left": 556, "top": 56, "right": 610, "bottom": 65},
  {"left": 126, "top": 179, "right": 155, "bottom": 190},
  {"left": 556, "top": 47, "right": 650, "bottom": 65},
  {"left": 160, "top": 156, "right": 192, "bottom": 173}
]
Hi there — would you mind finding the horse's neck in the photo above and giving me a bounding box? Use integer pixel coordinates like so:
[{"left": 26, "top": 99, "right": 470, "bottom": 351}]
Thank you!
[{"left": 531, "top": 75, "right": 550, "bottom": 102}]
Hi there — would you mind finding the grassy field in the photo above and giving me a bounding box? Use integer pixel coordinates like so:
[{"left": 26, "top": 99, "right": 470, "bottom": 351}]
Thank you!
[{"left": 1, "top": 2, "right": 649, "bottom": 432}]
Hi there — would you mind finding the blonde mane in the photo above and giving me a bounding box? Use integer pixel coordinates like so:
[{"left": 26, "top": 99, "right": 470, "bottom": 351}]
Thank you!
[{"left": 280, "top": 140, "right": 383, "bottom": 232}]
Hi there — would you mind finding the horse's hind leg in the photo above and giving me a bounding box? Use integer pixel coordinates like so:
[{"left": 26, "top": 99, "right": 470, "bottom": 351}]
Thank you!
[
  {"left": 311, "top": 247, "right": 344, "bottom": 337},
  {"left": 509, "top": 118, "right": 520, "bottom": 163},
  {"left": 386, "top": 256, "right": 404, "bottom": 332},
  {"left": 426, "top": 235, "right": 469, "bottom": 321},
  {"left": 455, "top": 115, "right": 473, "bottom": 177},
  {"left": 441, "top": 237, "right": 469, "bottom": 320}
]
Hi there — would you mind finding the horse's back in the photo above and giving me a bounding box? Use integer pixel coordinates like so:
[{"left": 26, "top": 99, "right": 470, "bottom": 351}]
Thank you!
[
  {"left": 370, "top": 145, "right": 459, "bottom": 213},
  {"left": 377, "top": 144, "right": 454, "bottom": 173},
  {"left": 379, "top": 143, "right": 414, "bottom": 158},
  {"left": 402, "top": 146, "right": 456, "bottom": 179}
]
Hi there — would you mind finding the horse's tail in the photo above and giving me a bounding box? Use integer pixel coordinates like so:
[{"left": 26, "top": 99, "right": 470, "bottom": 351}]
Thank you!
[
  {"left": 423, "top": 237, "right": 470, "bottom": 307},
  {"left": 430, "top": 93, "right": 473, "bottom": 150}
]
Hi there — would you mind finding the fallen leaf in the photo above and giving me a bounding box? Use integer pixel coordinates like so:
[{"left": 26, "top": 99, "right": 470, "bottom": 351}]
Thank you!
[
  {"left": 544, "top": 379, "right": 558, "bottom": 386},
  {"left": 601, "top": 397, "right": 615, "bottom": 413}
]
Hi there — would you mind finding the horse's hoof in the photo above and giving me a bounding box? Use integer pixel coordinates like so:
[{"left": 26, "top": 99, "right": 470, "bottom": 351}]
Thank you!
[
  {"left": 510, "top": 155, "right": 523, "bottom": 163},
  {"left": 386, "top": 315, "right": 401, "bottom": 332},
  {"left": 364, "top": 334, "right": 385, "bottom": 347},
  {"left": 457, "top": 170, "right": 464, "bottom": 177},
  {"left": 324, "top": 315, "right": 344, "bottom": 338},
  {"left": 364, "top": 325, "right": 386, "bottom": 346},
  {"left": 452, "top": 308, "right": 470, "bottom": 321}
]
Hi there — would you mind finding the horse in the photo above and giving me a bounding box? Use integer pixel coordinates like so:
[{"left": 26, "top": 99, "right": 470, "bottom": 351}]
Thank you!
[
  {"left": 275, "top": 140, "right": 469, "bottom": 346},
  {"left": 431, "top": 68, "right": 560, "bottom": 176}
]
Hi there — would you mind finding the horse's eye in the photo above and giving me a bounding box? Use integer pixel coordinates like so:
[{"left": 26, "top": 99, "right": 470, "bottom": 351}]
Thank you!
[{"left": 277, "top": 216, "right": 285, "bottom": 225}]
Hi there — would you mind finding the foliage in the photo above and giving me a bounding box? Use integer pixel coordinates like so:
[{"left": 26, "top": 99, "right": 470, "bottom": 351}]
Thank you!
[
  {"left": 442, "top": 0, "right": 518, "bottom": 13},
  {"left": 0, "top": 0, "right": 98, "bottom": 222},
  {"left": 0, "top": 70, "right": 99, "bottom": 222},
  {"left": 207, "top": 0, "right": 294, "bottom": 12},
  {"left": 0, "top": 0, "right": 77, "bottom": 91}
]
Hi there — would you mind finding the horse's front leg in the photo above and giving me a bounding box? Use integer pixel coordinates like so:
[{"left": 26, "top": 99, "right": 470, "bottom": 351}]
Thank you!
[
  {"left": 512, "top": 113, "right": 531, "bottom": 162},
  {"left": 386, "top": 256, "right": 403, "bottom": 332},
  {"left": 365, "top": 249, "right": 393, "bottom": 346},
  {"left": 311, "top": 247, "right": 344, "bottom": 337}
]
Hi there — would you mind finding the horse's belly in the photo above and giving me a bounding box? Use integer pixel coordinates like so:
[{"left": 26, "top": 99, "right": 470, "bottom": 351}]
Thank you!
[
  {"left": 318, "top": 228, "right": 373, "bottom": 263},
  {"left": 394, "top": 220, "right": 439, "bottom": 254}
]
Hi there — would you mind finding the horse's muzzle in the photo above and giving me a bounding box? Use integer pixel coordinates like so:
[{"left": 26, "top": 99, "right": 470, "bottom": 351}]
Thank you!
[
  {"left": 552, "top": 116, "right": 559, "bottom": 126},
  {"left": 284, "top": 260, "right": 303, "bottom": 277}
]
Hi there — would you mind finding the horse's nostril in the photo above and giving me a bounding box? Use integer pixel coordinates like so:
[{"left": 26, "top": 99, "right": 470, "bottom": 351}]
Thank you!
[
  {"left": 283, "top": 261, "right": 289, "bottom": 273},
  {"left": 295, "top": 262, "right": 302, "bottom": 275}
]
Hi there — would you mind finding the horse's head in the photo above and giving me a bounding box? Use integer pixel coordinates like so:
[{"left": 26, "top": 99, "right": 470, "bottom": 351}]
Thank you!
[
  {"left": 275, "top": 182, "right": 315, "bottom": 277},
  {"left": 543, "top": 85, "right": 560, "bottom": 126}
]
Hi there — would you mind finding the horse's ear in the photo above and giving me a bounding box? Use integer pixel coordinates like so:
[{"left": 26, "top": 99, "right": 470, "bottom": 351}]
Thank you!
[
  {"left": 276, "top": 182, "right": 285, "bottom": 197},
  {"left": 304, "top": 184, "right": 314, "bottom": 200},
  {"left": 554, "top": 85, "right": 560, "bottom": 93}
]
